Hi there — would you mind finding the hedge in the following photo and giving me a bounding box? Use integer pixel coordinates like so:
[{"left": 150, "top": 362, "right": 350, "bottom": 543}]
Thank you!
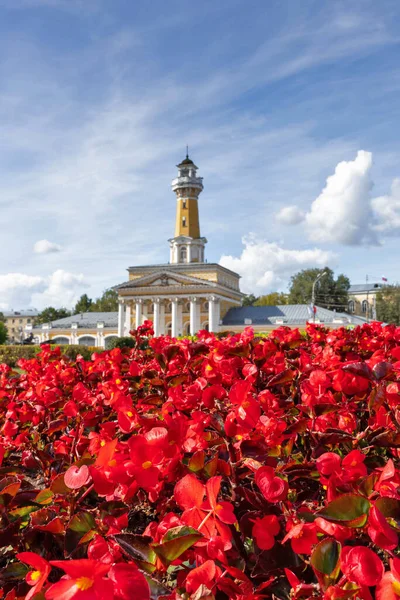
[{"left": 0, "top": 345, "right": 102, "bottom": 367}]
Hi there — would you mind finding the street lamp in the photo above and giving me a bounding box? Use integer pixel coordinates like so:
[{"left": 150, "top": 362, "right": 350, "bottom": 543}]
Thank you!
[{"left": 311, "top": 271, "right": 328, "bottom": 323}]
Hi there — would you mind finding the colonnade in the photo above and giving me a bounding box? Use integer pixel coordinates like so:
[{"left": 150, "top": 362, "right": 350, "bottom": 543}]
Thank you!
[{"left": 117, "top": 295, "right": 221, "bottom": 337}]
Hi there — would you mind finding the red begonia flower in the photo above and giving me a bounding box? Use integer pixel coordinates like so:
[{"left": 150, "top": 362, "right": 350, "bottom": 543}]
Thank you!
[
  {"left": 185, "top": 560, "right": 218, "bottom": 594},
  {"left": 340, "top": 546, "right": 384, "bottom": 587},
  {"left": 46, "top": 559, "right": 113, "bottom": 600},
  {"left": 252, "top": 515, "right": 280, "bottom": 550},
  {"left": 108, "top": 563, "right": 150, "bottom": 600},
  {"left": 17, "top": 552, "right": 51, "bottom": 600},
  {"left": 316, "top": 453, "right": 341, "bottom": 477},
  {"left": 255, "top": 466, "right": 288, "bottom": 503},
  {"left": 64, "top": 464, "right": 91, "bottom": 490},
  {"left": 282, "top": 522, "right": 318, "bottom": 555},
  {"left": 368, "top": 504, "right": 398, "bottom": 550}
]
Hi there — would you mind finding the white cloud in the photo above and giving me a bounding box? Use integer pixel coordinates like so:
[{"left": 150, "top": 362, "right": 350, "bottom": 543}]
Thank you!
[
  {"left": 219, "top": 235, "right": 335, "bottom": 294},
  {"left": 276, "top": 205, "right": 305, "bottom": 225},
  {"left": 0, "top": 270, "right": 88, "bottom": 310},
  {"left": 0, "top": 273, "right": 46, "bottom": 309},
  {"left": 372, "top": 178, "right": 400, "bottom": 235},
  {"left": 305, "top": 150, "right": 378, "bottom": 246},
  {"left": 33, "top": 239, "right": 62, "bottom": 254}
]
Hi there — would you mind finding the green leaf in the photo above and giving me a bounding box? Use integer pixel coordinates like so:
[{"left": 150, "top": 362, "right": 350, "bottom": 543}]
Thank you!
[
  {"left": 318, "top": 494, "right": 370, "bottom": 526},
  {"left": 50, "top": 473, "right": 70, "bottom": 495},
  {"left": 310, "top": 538, "right": 341, "bottom": 575},
  {"left": 375, "top": 497, "right": 400, "bottom": 528},
  {"left": 112, "top": 533, "right": 156, "bottom": 573},
  {"left": 35, "top": 489, "right": 54, "bottom": 505},
  {"left": 152, "top": 526, "right": 202, "bottom": 564},
  {"left": 69, "top": 511, "right": 96, "bottom": 533}
]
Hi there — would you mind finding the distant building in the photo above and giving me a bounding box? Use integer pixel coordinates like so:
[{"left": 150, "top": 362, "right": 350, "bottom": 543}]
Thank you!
[
  {"left": 32, "top": 312, "right": 118, "bottom": 348},
  {"left": 2, "top": 309, "right": 39, "bottom": 343},
  {"left": 347, "top": 283, "right": 384, "bottom": 319},
  {"left": 222, "top": 304, "right": 368, "bottom": 332}
]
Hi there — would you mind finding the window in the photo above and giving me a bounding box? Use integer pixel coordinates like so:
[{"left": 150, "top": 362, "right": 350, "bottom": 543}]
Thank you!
[
  {"left": 182, "top": 216, "right": 187, "bottom": 227},
  {"left": 348, "top": 300, "right": 355, "bottom": 313},
  {"left": 12, "top": 319, "right": 15, "bottom": 324},
  {"left": 180, "top": 247, "right": 187, "bottom": 262},
  {"left": 19, "top": 319, "right": 22, "bottom": 324},
  {"left": 182, "top": 200, "right": 187, "bottom": 209},
  {"left": 362, "top": 300, "right": 368, "bottom": 314},
  {"left": 27, "top": 319, "right": 31, "bottom": 323}
]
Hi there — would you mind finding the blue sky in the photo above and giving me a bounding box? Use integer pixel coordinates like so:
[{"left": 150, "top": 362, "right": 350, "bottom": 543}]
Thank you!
[{"left": 1, "top": 0, "right": 400, "bottom": 308}]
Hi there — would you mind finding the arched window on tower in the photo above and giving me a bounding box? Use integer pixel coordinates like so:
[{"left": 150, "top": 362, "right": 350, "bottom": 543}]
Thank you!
[
  {"left": 182, "top": 216, "right": 187, "bottom": 227},
  {"left": 180, "top": 247, "right": 187, "bottom": 263}
]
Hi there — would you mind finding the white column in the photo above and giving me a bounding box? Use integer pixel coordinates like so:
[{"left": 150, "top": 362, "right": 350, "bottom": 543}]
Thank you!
[
  {"left": 209, "top": 296, "right": 220, "bottom": 333},
  {"left": 143, "top": 301, "right": 149, "bottom": 322},
  {"left": 135, "top": 299, "right": 143, "bottom": 329},
  {"left": 177, "top": 302, "right": 183, "bottom": 336},
  {"left": 124, "top": 302, "right": 131, "bottom": 336},
  {"left": 187, "top": 244, "right": 192, "bottom": 263},
  {"left": 118, "top": 302, "right": 125, "bottom": 337},
  {"left": 153, "top": 299, "right": 160, "bottom": 337},
  {"left": 171, "top": 298, "right": 178, "bottom": 338},
  {"left": 190, "top": 297, "right": 200, "bottom": 335},
  {"left": 160, "top": 301, "right": 166, "bottom": 335}
]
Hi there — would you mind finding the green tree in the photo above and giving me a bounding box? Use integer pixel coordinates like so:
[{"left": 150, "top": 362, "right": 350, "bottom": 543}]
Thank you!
[
  {"left": 35, "top": 307, "right": 71, "bottom": 325},
  {"left": 288, "top": 267, "right": 350, "bottom": 310},
  {"left": 376, "top": 285, "right": 400, "bottom": 324},
  {"left": 0, "top": 311, "right": 5, "bottom": 323},
  {"left": 254, "top": 292, "right": 288, "bottom": 306},
  {"left": 90, "top": 288, "right": 119, "bottom": 312},
  {"left": 0, "top": 322, "right": 7, "bottom": 344},
  {"left": 74, "top": 294, "right": 93, "bottom": 314},
  {"left": 242, "top": 294, "right": 258, "bottom": 306}
]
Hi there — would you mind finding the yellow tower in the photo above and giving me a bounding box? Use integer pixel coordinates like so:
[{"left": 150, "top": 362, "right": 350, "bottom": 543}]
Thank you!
[{"left": 169, "top": 152, "right": 207, "bottom": 264}]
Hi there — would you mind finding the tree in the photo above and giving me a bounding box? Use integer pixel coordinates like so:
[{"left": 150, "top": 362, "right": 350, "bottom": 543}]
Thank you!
[
  {"left": 0, "top": 311, "right": 5, "bottom": 323},
  {"left": 254, "top": 292, "right": 288, "bottom": 306},
  {"left": 242, "top": 294, "right": 258, "bottom": 306},
  {"left": 288, "top": 267, "right": 350, "bottom": 310},
  {"left": 0, "top": 322, "right": 7, "bottom": 344},
  {"left": 376, "top": 285, "right": 400, "bottom": 324},
  {"left": 74, "top": 294, "right": 93, "bottom": 314},
  {"left": 35, "top": 307, "right": 71, "bottom": 325},
  {"left": 90, "top": 288, "right": 119, "bottom": 312}
]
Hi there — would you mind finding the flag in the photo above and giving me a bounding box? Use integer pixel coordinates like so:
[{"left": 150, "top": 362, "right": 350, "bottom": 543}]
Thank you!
[
  {"left": 308, "top": 303, "right": 317, "bottom": 317},
  {"left": 382, "top": 276, "right": 388, "bottom": 282}
]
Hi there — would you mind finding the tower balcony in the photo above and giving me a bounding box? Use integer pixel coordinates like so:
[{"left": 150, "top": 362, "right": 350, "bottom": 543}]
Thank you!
[{"left": 171, "top": 176, "right": 203, "bottom": 193}]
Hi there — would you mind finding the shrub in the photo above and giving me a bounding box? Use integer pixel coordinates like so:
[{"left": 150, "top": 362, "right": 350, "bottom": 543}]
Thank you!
[
  {"left": 1, "top": 319, "right": 400, "bottom": 599},
  {"left": 0, "top": 344, "right": 101, "bottom": 367},
  {"left": 106, "top": 336, "right": 136, "bottom": 349}
]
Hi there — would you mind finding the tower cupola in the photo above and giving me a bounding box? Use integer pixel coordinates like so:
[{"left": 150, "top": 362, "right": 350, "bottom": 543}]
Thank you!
[{"left": 169, "top": 151, "right": 207, "bottom": 264}]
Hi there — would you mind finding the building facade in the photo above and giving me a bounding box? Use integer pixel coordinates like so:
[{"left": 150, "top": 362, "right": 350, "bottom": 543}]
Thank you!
[
  {"left": 3, "top": 309, "right": 39, "bottom": 343},
  {"left": 31, "top": 312, "right": 119, "bottom": 347},
  {"left": 347, "top": 283, "right": 384, "bottom": 319},
  {"left": 114, "top": 154, "right": 243, "bottom": 336}
]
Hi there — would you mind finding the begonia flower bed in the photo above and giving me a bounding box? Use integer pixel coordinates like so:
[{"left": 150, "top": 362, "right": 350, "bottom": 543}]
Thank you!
[{"left": 1, "top": 320, "right": 400, "bottom": 599}]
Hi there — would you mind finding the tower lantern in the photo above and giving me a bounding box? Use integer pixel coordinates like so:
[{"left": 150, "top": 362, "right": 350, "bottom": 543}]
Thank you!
[{"left": 169, "top": 151, "right": 207, "bottom": 264}]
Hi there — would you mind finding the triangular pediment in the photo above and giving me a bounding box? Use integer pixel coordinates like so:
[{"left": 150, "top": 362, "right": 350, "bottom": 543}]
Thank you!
[{"left": 117, "top": 270, "right": 215, "bottom": 290}]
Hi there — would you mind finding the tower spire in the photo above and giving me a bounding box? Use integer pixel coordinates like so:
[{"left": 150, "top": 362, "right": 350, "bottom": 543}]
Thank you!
[{"left": 186, "top": 145, "right": 189, "bottom": 159}]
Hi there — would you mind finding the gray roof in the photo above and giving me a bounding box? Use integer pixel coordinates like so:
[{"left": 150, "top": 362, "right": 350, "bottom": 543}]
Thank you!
[
  {"left": 348, "top": 283, "right": 384, "bottom": 293},
  {"left": 3, "top": 309, "right": 39, "bottom": 317},
  {"left": 33, "top": 312, "right": 118, "bottom": 330},
  {"left": 222, "top": 305, "right": 368, "bottom": 327}
]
